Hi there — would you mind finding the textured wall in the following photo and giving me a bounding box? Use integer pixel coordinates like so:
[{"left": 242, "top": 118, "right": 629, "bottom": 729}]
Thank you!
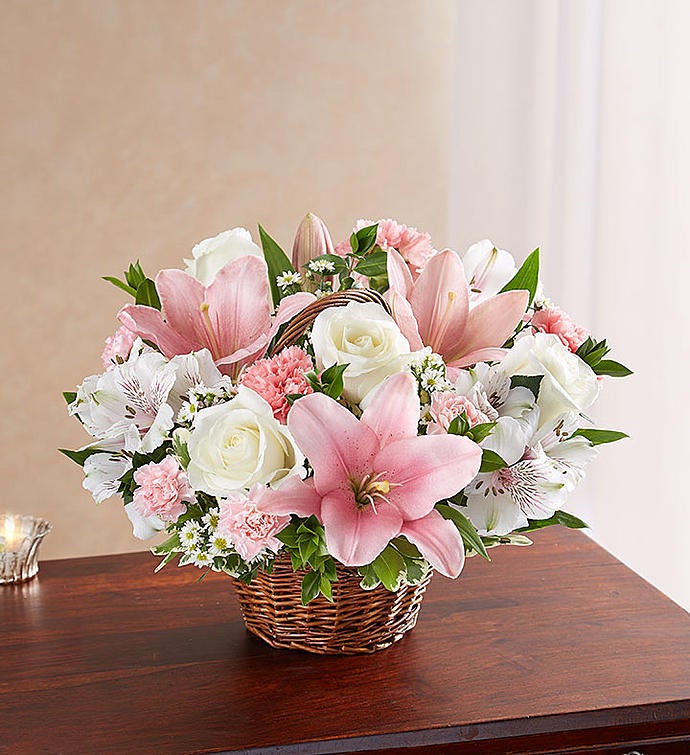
[{"left": 1, "top": 0, "right": 456, "bottom": 558}]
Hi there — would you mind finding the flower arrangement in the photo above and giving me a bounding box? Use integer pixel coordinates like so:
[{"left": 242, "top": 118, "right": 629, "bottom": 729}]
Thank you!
[{"left": 62, "top": 215, "right": 631, "bottom": 608}]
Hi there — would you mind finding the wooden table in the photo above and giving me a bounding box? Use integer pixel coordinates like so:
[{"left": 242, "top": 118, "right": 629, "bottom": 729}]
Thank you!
[{"left": 1, "top": 528, "right": 689, "bottom": 754}]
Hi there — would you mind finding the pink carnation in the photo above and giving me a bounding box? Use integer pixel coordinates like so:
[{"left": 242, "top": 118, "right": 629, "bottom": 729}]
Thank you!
[
  {"left": 132, "top": 457, "right": 195, "bottom": 523},
  {"left": 217, "top": 486, "right": 290, "bottom": 562},
  {"left": 101, "top": 326, "right": 137, "bottom": 370},
  {"left": 428, "top": 391, "right": 489, "bottom": 434},
  {"left": 240, "top": 346, "right": 314, "bottom": 423},
  {"left": 531, "top": 306, "right": 589, "bottom": 353},
  {"left": 357, "top": 218, "right": 435, "bottom": 275}
]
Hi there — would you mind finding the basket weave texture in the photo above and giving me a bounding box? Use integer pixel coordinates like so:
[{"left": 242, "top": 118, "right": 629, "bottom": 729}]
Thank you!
[{"left": 232, "top": 554, "right": 432, "bottom": 654}]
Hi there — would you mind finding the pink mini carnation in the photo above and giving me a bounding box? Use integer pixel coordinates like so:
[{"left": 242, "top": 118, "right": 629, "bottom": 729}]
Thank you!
[
  {"left": 217, "top": 486, "right": 290, "bottom": 562},
  {"left": 428, "top": 391, "right": 489, "bottom": 434},
  {"left": 132, "top": 457, "right": 195, "bottom": 523},
  {"left": 531, "top": 306, "right": 589, "bottom": 353},
  {"left": 356, "top": 218, "right": 435, "bottom": 275},
  {"left": 101, "top": 326, "right": 137, "bottom": 370},
  {"left": 240, "top": 346, "right": 314, "bottom": 423}
]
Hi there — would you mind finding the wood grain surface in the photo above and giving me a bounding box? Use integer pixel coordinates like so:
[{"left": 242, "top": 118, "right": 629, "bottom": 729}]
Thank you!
[{"left": 1, "top": 528, "right": 689, "bottom": 754}]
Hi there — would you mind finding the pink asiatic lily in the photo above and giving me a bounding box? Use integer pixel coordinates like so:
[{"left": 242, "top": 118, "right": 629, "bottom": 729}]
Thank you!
[
  {"left": 387, "top": 249, "right": 529, "bottom": 370},
  {"left": 119, "top": 256, "right": 314, "bottom": 378},
  {"left": 259, "top": 372, "right": 482, "bottom": 577}
]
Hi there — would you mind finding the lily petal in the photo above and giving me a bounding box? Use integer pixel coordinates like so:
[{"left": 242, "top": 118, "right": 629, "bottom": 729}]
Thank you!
[
  {"left": 257, "top": 476, "right": 323, "bottom": 519},
  {"left": 321, "top": 489, "right": 403, "bottom": 566},
  {"left": 361, "top": 372, "right": 419, "bottom": 447},
  {"left": 400, "top": 510, "right": 465, "bottom": 578},
  {"left": 118, "top": 306, "right": 196, "bottom": 359},
  {"left": 376, "top": 434, "right": 482, "bottom": 519},
  {"left": 387, "top": 289, "right": 424, "bottom": 350},
  {"left": 387, "top": 247, "right": 414, "bottom": 297},
  {"left": 287, "top": 392, "right": 379, "bottom": 495},
  {"left": 155, "top": 269, "right": 207, "bottom": 347}
]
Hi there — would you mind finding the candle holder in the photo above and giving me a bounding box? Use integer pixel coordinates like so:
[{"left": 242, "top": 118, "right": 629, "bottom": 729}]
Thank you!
[{"left": 0, "top": 514, "right": 52, "bottom": 584}]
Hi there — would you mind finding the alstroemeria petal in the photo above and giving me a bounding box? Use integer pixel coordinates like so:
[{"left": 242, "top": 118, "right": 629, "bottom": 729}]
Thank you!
[
  {"left": 321, "top": 489, "right": 403, "bottom": 566},
  {"left": 400, "top": 510, "right": 465, "bottom": 578},
  {"left": 451, "top": 290, "right": 528, "bottom": 362},
  {"left": 409, "top": 250, "right": 469, "bottom": 357},
  {"left": 257, "top": 476, "right": 322, "bottom": 519},
  {"left": 375, "top": 434, "right": 482, "bottom": 520},
  {"left": 361, "top": 372, "right": 419, "bottom": 447},
  {"left": 287, "top": 392, "right": 379, "bottom": 495}
]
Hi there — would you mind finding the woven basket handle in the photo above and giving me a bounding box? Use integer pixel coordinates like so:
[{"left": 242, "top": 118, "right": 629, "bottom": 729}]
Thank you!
[{"left": 269, "top": 288, "right": 390, "bottom": 356}]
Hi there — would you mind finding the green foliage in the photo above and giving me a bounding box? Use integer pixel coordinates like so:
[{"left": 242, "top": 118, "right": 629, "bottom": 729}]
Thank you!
[
  {"left": 510, "top": 374, "right": 543, "bottom": 399},
  {"left": 58, "top": 446, "right": 103, "bottom": 467},
  {"left": 516, "top": 510, "right": 588, "bottom": 533},
  {"left": 500, "top": 248, "right": 540, "bottom": 305},
  {"left": 436, "top": 503, "right": 490, "bottom": 561},
  {"left": 576, "top": 337, "right": 633, "bottom": 377},
  {"left": 117, "top": 444, "right": 170, "bottom": 504},
  {"left": 258, "top": 223, "right": 296, "bottom": 307},
  {"left": 357, "top": 536, "right": 428, "bottom": 592},
  {"left": 572, "top": 428, "right": 629, "bottom": 445},
  {"left": 447, "top": 413, "right": 496, "bottom": 444},
  {"left": 479, "top": 449, "right": 507, "bottom": 473},
  {"left": 103, "top": 260, "right": 161, "bottom": 310},
  {"left": 276, "top": 515, "right": 338, "bottom": 604},
  {"left": 349, "top": 224, "right": 378, "bottom": 256},
  {"left": 354, "top": 250, "right": 388, "bottom": 277},
  {"left": 62, "top": 391, "right": 77, "bottom": 405},
  {"left": 135, "top": 278, "right": 161, "bottom": 309},
  {"left": 481, "top": 533, "right": 533, "bottom": 549},
  {"left": 304, "top": 362, "right": 349, "bottom": 400}
]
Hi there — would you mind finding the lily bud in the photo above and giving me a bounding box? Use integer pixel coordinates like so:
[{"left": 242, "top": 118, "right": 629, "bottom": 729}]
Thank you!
[{"left": 291, "top": 212, "right": 335, "bottom": 274}]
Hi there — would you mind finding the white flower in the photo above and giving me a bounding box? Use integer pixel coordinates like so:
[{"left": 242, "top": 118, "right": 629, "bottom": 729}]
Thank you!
[
  {"left": 186, "top": 386, "right": 304, "bottom": 497},
  {"left": 202, "top": 507, "right": 221, "bottom": 529},
  {"left": 308, "top": 259, "right": 335, "bottom": 274},
  {"left": 124, "top": 502, "right": 165, "bottom": 540},
  {"left": 461, "top": 239, "right": 517, "bottom": 305},
  {"left": 179, "top": 520, "right": 201, "bottom": 549},
  {"left": 276, "top": 271, "right": 302, "bottom": 290},
  {"left": 500, "top": 333, "right": 600, "bottom": 427},
  {"left": 167, "top": 350, "right": 223, "bottom": 414},
  {"left": 311, "top": 301, "right": 411, "bottom": 404},
  {"left": 533, "top": 412, "right": 597, "bottom": 492},
  {"left": 70, "top": 340, "right": 176, "bottom": 453},
  {"left": 82, "top": 442, "right": 131, "bottom": 504},
  {"left": 184, "top": 227, "right": 261, "bottom": 286},
  {"left": 208, "top": 532, "right": 230, "bottom": 557}
]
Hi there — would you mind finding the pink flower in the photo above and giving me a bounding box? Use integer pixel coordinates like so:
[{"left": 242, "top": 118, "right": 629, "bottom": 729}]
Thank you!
[
  {"left": 531, "top": 306, "right": 589, "bottom": 353},
  {"left": 240, "top": 346, "right": 314, "bottom": 424},
  {"left": 363, "top": 218, "right": 435, "bottom": 275},
  {"left": 429, "top": 391, "right": 489, "bottom": 433},
  {"left": 259, "top": 372, "right": 482, "bottom": 577},
  {"left": 217, "top": 486, "right": 290, "bottom": 561},
  {"left": 101, "top": 326, "right": 137, "bottom": 370},
  {"left": 387, "top": 249, "right": 529, "bottom": 371},
  {"left": 118, "top": 256, "right": 315, "bottom": 378},
  {"left": 132, "top": 457, "right": 195, "bottom": 523}
]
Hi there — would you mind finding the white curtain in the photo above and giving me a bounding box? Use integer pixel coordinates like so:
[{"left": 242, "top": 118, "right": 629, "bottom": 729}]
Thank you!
[{"left": 450, "top": 0, "right": 690, "bottom": 610}]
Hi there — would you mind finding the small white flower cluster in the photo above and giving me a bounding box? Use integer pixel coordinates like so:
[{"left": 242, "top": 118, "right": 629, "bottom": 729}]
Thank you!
[
  {"left": 308, "top": 258, "right": 335, "bottom": 274},
  {"left": 276, "top": 271, "right": 302, "bottom": 290},
  {"left": 177, "top": 508, "right": 232, "bottom": 569},
  {"left": 408, "top": 349, "right": 452, "bottom": 401},
  {"left": 177, "top": 378, "right": 235, "bottom": 426}
]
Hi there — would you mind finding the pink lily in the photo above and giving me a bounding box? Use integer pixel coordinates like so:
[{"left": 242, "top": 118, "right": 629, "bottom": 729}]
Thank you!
[
  {"left": 387, "top": 249, "right": 529, "bottom": 370},
  {"left": 119, "top": 256, "right": 314, "bottom": 378},
  {"left": 259, "top": 372, "right": 482, "bottom": 577}
]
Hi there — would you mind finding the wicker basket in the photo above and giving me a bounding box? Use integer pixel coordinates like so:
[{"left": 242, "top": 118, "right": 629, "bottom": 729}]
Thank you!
[{"left": 232, "top": 554, "right": 432, "bottom": 654}]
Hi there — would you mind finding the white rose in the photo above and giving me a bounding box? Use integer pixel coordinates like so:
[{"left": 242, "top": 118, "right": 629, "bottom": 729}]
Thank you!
[
  {"left": 311, "top": 301, "right": 411, "bottom": 404},
  {"left": 184, "top": 227, "right": 261, "bottom": 286},
  {"left": 500, "top": 333, "right": 599, "bottom": 426},
  {"left": 186, "top": 387, "right": 304, "bottom": 496}
]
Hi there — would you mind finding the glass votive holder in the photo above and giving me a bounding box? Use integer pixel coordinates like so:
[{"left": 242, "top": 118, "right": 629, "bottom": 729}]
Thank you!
[{"left": 0, "top": 514, "right": 52, "bottom": 584}]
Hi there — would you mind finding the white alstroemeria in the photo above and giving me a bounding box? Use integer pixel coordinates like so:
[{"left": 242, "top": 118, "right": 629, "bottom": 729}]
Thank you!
[
  {"left": 83, "top": 450, "right": 130, "bottom": 504},
  {"left": 184, "top": 227, "right": 261, "bottom": 286},
  {"left": 461, "top": 239, "right": 518, "bottom": 306},
  {"left": 167, "top": 349, "right": 224, "bottom": 414},
  {"left": 500, "top": 333, "right": 599, "bottom": 428},
  {"left": 533, "top": 412, "right": 597, "bottom": 492},
  {"left": 70, "top": 340, "right": 176, "bottom": 450},
  {"left": 124, "top": 502, "right": 165, "bottom": 540},
  {"left": 464, "top": 442, "right": 567, "bottom": 537}
]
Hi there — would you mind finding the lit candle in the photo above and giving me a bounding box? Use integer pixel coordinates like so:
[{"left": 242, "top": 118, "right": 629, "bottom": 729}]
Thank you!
[{"left": 1, "top": 517, "right": 24, "bottom": 552}]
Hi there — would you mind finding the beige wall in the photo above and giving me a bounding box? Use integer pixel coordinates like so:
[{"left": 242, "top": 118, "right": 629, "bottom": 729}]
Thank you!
[{"left": 1, "top": 0, "right": 456, "bottom": 559}]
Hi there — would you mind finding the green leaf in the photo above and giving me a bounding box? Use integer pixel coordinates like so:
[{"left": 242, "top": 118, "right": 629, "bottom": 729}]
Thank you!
[
  {"left": 320, "top": 362, "right": 349, "bottom": 399},
  {"left": 339, "top": 276, "right": 354, "bottom": 291},
  {"left": 510, "top": 374, "right": 543, "bottom": 398},
  {"left": 371, "top": 546, "right": 404, "bottom": 591},
  {"left": 358, "top": 564, "right": 381, "bottom": 590},
  {"left": 151, "top": 532, "right": 180, "bottom": 556},
  {"left": 319, "top": 574, "right": 334, "bottom": 602},
  {"left": 301, "top": 570, "right": 322, "bottom": 604},
  {"left": 516, "top": 510, "right": 589, "bottom": 532},
  {"left": 468, "top": 422, "right": 496, "bottom": 444},
  {"left": 572, "top": 428, "right": 629, "bottom": 445},
  {"left": 103, "top": 276, "right": 137, "bottom": 297},
  {"left": 354, "top": 250, "right": 388, "bottom": 277},
  {"left": 355, "top": 223, "right": 379, "bottom": 256},
  {"left": 125, "top": 260, "right": 147, "bottom": 289},
  {"left": 436, "top": 503, "right": 490, "bottom": 561},
  {"left": 447, "top": 413, "right": 470, "bottom": 437},
  {"left": 391, "top": 536, "right": 422, "bottom": 559},
  {"left": 479, "top": 449, "right": 507, "bottom": 473},
  {"left": 298, "top": 537, "right": 318, "bottom": 565},
  {"left": 276, "top": 523, "right": 299, "bottom": 548},
  {"left": 135, "top": 278, "right": 162, "bottom": 309},
  {"left": 593, "top": 359, "right": 633, "bottom": 377},
  {"left": 258, "top": 223, "right": 295, "bottom": 307},
  {"left": 349, "top": 231, "right": 359, "bottom": 253},
  {"left": 58, "top": 446, "right": 103, "bottom": 467},
  {"left": 62, "top": 391, "right": 77, "bottom": 405},
  {"left": 172, "top": 431, "right": 191, "bottom": 468},
  {"left": 500, "top": 247, "right": 540, "bottom": 305}
]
